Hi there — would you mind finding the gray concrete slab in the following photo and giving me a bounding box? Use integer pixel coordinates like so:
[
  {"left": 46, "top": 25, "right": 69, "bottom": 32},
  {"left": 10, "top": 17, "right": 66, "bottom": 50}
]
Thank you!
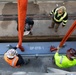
[
  {"left": 0, "top": 56, "right": 76, "bottom": 74},
  {"left": 0, "top": 20, "right": 18, "bottom": 36},
  {"left": 0, "top": 1, "right": 75, "bottom": 37},
  {"left": 0, "top": 20, "right": 76, "bottom": 37},
  {"left": 0, "top": 1, "right": 76, "bottom": 15}
]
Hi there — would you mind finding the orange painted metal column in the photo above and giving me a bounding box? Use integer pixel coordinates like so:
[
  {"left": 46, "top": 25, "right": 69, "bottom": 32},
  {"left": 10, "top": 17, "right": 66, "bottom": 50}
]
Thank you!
[
  {"left": 17, "top": 0, "right": 28, "bottom": 51},
  {"left": 59, "top": 20, "right": 76, "bottom": 47}
]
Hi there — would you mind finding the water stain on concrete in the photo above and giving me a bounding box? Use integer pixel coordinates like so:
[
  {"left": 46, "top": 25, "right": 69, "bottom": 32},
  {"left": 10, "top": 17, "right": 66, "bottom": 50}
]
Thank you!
[{"left": 0, "top": 21, "right": 11, "bottom": 29}]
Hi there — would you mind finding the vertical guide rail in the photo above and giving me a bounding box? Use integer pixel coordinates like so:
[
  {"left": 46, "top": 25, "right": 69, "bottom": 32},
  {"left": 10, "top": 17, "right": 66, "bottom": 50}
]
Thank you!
[
  {"left": 59, "top": 20, "right": 76, "bottom": 48},
  {"left": 17, "top": 0, "right": 28, "bottom": 51}
]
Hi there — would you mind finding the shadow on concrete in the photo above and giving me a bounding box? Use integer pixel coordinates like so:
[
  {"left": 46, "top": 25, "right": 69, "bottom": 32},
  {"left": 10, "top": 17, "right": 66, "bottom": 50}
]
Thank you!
[
  {"left": 2, "top": 2, "right": 17, "bottom": 15},
  {"left": 27, "top": 1, "right": 39, "bottom": 15}
]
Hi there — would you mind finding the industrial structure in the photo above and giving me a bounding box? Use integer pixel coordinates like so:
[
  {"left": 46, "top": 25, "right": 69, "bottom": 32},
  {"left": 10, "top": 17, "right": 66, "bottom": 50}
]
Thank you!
[{"left": 0, "top": 0, "right": 76, "bottom": 75}]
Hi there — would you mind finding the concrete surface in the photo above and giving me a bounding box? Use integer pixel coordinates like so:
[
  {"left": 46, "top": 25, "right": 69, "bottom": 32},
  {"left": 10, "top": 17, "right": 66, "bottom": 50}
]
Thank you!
[
  {"left": 0, "top": 56, "right": 76, "bottom": 74},
  {"left": 0, "top": 20, "right": 75, "bottom": 37},
  {"left": 0, "top": 1, "right": 76, "bottom": 37}
]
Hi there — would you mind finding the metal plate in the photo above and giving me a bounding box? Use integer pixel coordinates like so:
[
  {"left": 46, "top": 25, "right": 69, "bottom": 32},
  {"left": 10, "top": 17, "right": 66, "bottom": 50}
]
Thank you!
[{"left": 0, "top": 41, "right": 76, "bottom": 56}]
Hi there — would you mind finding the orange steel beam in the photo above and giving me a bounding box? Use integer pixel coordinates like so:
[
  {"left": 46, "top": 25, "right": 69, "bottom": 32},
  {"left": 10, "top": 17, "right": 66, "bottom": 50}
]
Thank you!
[
  {"left": 59, "top": 20, "right": 76, "bottom": 47},
  {"left": 17, "top": 0, "right": 28, "bottom": 52}
]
